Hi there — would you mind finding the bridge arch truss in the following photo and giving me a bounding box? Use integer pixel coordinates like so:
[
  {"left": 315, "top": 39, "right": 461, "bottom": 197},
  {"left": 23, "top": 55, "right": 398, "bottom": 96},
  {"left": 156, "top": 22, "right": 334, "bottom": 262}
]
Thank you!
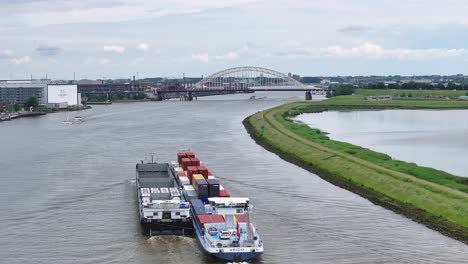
[{"left": 193, "top": 66, "right": 304, "bottom": 90}]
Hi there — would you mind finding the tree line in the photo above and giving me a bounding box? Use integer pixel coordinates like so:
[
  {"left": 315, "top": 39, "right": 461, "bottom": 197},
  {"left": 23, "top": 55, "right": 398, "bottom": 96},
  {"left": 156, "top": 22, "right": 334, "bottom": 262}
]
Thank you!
[{"left": 366, "top": 82, "right": 468, "bottom": 90}]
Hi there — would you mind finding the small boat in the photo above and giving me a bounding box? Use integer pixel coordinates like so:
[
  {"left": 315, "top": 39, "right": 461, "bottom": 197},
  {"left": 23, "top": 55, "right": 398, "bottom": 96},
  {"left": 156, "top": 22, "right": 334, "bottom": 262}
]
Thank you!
[
  {"left": 73, "top": 116, "right": 83, "bottom": 123},
  {"left": 63, "top": 114, "right": 73, "bottom": 125}
]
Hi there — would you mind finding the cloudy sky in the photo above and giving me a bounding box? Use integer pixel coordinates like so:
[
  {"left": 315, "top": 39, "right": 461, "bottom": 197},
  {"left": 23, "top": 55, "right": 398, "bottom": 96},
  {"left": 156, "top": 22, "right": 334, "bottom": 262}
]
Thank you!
[{"left": 1, "top": 0, "right": 468, "bottom": 79}]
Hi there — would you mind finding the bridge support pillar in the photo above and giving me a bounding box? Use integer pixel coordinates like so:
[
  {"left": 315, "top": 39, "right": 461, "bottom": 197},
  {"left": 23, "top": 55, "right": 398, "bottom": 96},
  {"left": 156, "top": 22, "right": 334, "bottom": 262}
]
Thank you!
[
  {"left": 305, "top": 91, "right": 312, "bottom": 101},
  {"left": 186, "top": 92, "right": 193, "bottom": 101},
  {"left": 155, "top": 91, "right": 163, "bottom": 101}
]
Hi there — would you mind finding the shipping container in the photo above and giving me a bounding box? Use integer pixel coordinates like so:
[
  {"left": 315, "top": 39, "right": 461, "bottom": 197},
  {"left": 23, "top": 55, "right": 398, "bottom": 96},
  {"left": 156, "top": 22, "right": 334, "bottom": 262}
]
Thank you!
[
  {"left": 219, "top": 189, "right": 230, "bottom": 197},
  {"left": 207, "top": 175, "right": 216, "bottom": 180},
  {"left": 206, "top": 178, "right": 220, "bottom": 197},
  {"left": 192, "top": 174, "right": 205, "bottom": 186},
  {"left": 186, "top": 166, "right": 199, "bottom": 182},
  {"left": 183, "top": 185, "right": 195, "bottom": 191},
  {"left": 207, "top": 171, "right": 213, "bottom": 176},
  {"left": 191, "top": 199, "right": 206, "bottom": 215},
  {"left": 179, "top": 176, "right": 190, "bottom": 185},
  {"left": 185, "top": 152, "right": 195, "bottom": 158},
  {"left": 233, "top": 214, "right": 247, "bottom": 223},
  {"left": 197, "top": 214, "right": 225, "bottom": 228},
  {"left": 177, "top": 152, "right": 187, "bottom": 164},
  {"left": 181, "top": 158, "right": 191, "bottom": 170},
  {"left": 193, "top": 176, "right": 208, "bottom": 197},
  {"left": 177, "top": 171, "right": 186, "bottom": 177},
  {"left": 190, "top": 158, "right": 200, "bottom": 167},
  {"left": 197, "top": 166, "right": 209, "bottom": 178},
  {"left": 219, "top": 184, "right": 225, "bottom": 190}
]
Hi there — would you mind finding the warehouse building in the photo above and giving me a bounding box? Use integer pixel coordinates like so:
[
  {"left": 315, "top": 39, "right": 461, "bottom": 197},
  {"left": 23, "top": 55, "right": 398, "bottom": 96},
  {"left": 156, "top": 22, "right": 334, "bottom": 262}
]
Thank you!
[
  {"left": 0, "top": 81, "right": 81, "bottom": 108},
  {"left": 0, "top": 81, "right": 48, "bottom": 106}
]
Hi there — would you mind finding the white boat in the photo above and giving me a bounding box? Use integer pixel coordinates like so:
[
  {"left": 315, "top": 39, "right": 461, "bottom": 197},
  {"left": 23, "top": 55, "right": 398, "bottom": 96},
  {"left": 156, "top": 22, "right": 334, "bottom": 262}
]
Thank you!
[
  {"left": 63, "top": 114, "right": 73, "bottom": 125},
  {"left": 73, "top": 116, "right": 83, "bottom": 123}
]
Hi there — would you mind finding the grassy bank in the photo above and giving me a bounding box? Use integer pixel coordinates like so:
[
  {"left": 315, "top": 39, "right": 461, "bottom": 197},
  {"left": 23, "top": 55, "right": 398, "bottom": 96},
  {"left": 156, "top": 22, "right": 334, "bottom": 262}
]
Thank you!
[
  {"left": 355, "top": 88, "right": 467, "bottom": 99},
  {"left": 243, "top": 95, "right": 468, "bottom": 243}
]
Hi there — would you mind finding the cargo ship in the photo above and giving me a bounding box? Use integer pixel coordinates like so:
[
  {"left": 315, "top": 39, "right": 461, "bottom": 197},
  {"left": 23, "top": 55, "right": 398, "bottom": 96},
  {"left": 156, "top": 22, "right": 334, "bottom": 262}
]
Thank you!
[
  {"left": 174, "top": 152, "right": 264, "bottom": 262},
  {"left": 136, "top": 161, "right": 192, "bottom": 236}
]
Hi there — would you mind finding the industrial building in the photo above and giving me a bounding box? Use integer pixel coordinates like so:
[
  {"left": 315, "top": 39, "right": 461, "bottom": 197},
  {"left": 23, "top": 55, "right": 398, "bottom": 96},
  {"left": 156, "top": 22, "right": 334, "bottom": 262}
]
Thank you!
[
  {"left": 0, "top": 81, "right": 48, "bottom": 106},
  {"left": 0, "top": 81, "right": 81, "bottom": 108}
]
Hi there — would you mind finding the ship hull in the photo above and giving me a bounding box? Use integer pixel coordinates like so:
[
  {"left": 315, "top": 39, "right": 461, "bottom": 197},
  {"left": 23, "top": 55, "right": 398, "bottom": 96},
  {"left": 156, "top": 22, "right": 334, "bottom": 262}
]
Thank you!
[
  {"left": 140, "top": 219, "right": 194, "bottom": 236},
  {"left": 192, "top": 218, "right": 262, "bottom": 261}
]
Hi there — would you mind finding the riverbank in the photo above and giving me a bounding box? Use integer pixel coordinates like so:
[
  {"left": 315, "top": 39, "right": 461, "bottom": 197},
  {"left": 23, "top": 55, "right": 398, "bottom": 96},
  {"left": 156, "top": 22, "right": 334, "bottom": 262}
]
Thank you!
[{"left": 243, "top": 95, "right": 468, "bottom": 244}]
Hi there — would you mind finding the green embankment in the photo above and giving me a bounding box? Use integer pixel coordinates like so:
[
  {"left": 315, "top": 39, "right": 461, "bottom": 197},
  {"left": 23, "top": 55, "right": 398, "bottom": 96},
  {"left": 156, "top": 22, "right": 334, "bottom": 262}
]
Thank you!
[
  {"left": 243, "top": 95, "right": 468, "bottom": 244},
  {"left": 355, "top": 88, "right": 467, "bottom": 99}
]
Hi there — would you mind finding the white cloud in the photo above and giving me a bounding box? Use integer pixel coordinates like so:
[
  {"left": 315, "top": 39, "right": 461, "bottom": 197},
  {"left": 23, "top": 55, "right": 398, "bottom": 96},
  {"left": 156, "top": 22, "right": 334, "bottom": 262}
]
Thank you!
[
  {"left": 191, "top": 53, "right": 209, "bottom": 62},
  {"left": 103, "top": 45, "right": 126, "bottom": 53},
  {"left": 0, "top": 49, "right": 13, "bottom": 59},
  {"left": 10, "top": 56, "right": 32, "bottom": 65},
  {"left": 84, "top": 57, "right": 110, "bottom": 65},
  {"left": 136, "top": 43, "right": 149, "bottom": 51},
  {"left": 215, "top": 51, "right": 240, "bottom": 61},
  {"left": 324, "top": 42, "right": 467, "bottom": 60}
]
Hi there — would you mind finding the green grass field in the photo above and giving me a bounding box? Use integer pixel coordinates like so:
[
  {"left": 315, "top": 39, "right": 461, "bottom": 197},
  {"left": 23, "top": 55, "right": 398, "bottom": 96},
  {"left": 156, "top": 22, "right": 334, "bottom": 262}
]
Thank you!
[
  {"left": 355, "top": 89, "right": 467, "bottom": 99},
  {"left": 244, "top": 95, "right": 468, "bottom": 243}
]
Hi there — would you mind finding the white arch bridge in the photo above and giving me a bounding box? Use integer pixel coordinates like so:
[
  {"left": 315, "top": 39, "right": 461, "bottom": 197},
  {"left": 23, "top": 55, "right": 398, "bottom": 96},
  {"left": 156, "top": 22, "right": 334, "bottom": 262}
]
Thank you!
[{"left": 156, "top": 66, "right": 326, "bottom": 100}]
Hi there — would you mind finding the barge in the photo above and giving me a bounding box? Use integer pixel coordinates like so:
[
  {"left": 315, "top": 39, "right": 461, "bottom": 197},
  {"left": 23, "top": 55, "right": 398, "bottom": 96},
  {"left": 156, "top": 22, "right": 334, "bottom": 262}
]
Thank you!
[{"left": 136, "top": 162, "right": 192, "bottom": 236}]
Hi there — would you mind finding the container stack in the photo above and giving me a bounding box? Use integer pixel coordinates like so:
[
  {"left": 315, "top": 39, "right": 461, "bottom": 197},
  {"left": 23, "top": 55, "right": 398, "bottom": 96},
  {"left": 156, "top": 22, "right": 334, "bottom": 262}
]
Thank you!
[
  {"left": 175, "top": 152, "right": 231, "bottom": 199},
  {"left": 192, "top": 174, "right": 208, "bottom": 198}
]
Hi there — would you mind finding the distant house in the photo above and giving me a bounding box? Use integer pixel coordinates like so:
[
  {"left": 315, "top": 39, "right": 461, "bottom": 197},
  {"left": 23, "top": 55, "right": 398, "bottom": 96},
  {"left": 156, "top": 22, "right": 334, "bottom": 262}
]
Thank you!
[
  {"left": 366, "top": 95, "right": 393, "bottom": 101},
  {"left": 458, "top": 96, "right": 468, "bottom": 100}
]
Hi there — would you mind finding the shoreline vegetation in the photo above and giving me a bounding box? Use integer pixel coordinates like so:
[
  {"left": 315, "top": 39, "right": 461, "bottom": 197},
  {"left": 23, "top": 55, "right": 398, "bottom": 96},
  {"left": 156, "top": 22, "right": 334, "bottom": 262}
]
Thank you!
[{"left": 243, "top": 93, "right": 468, "bottom": 244}]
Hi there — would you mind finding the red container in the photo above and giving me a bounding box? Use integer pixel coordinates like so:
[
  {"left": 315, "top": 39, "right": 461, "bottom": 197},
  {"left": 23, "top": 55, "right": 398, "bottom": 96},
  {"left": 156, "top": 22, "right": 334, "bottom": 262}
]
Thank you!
[
  {"left": 197, "top": 166, "right": 209, "bottom": 178},
  {"left": 234, "top": 214, "right": 247, "bottom": 223},
  {"left": 219, "top": 190, "right": 230, "bottom": 197},
  {"left": 185, "top": 152, "right": 195, "bottom": 158},
  {"left": 197, "top": 214, "right": 225, "bottom": 228},
  {"left": 207, "top": 171, "right": 213, "bottom": 176},
  {"left": 190, "top": 158, "right": 200, "bottom": 166},
  {"left": 177, "top": 171, "right": 186, "bottom": 177},
  {"left": 181, "top": 158, "right": 191, "bottom": 170},
  {"left": 186, "top": 166, "right": 199, "bottom": 182},
  {"left": 177, "top": 152, "right": 187, "bottom": 164}
]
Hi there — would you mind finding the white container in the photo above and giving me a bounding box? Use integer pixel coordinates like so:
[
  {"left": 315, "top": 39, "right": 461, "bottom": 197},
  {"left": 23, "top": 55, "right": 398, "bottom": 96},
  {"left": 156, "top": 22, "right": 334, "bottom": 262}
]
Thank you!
[
  {"left": 174, "top": 167, "right": 183, "bottom": 172},
  {"left": 170, "top": 161, "right": 179, "bottom": 166},
  {"left": 179, "top": 176, "right": 190, "bottom": 185},
  {"left": 219, "top": 185, "right": 224, "bottom": 190},
  {"left": 184, "top": 185, "right": 195, "bottom": 191},
  {"left": 207, "top": 175, "right": 216, "bottom": 180}
]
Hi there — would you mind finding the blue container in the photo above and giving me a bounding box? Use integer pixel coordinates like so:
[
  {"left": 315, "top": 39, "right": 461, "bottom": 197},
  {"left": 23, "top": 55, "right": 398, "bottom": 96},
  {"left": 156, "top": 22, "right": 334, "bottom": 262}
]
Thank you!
[
  {"left": 207, "top": 179, "right": 220, "bottom": 197},
  {"left": 199, "top": 195, "right": 209, "bottom": 204},
  {"left": 191, "top": 199, "right": 206, "bottom": 214}
]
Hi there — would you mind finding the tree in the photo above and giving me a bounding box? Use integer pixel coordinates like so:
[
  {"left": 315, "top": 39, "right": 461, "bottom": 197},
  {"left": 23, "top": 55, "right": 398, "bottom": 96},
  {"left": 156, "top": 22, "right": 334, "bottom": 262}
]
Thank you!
[
  {"left": 334, "top": 85, "right": 356, "bottom": 96},
  {"left": 13, "top": 103, "right": 20, "bottom": 112},
  {"left": 24, "top": 96, "right": 38, "bottom": 109}
]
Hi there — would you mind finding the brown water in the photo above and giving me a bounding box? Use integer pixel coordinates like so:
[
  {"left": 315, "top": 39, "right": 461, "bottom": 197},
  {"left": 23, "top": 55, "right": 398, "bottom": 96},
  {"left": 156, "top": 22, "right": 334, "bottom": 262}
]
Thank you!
[{"left": 1, "top": 93, "right": 466, "bottom": 264}]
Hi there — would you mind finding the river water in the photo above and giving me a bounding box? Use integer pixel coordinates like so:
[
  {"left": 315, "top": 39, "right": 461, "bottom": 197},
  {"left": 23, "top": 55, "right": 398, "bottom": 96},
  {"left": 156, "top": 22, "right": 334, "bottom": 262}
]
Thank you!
[
  {"left": 296, "top": 110, "right": 468, "bottom": 177},
  {"left": 0, "top": 93, "right": 466, "bottom": 264}
]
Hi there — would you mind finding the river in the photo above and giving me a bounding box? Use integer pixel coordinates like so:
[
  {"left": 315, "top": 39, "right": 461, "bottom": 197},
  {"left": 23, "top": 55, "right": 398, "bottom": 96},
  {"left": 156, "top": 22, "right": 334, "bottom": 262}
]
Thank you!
[
  {"left": 1, "top": 93, "right": 466, "bottom": 264},
  {"left": 296, "top": 110, "right": 468, "bottom": 177}
]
